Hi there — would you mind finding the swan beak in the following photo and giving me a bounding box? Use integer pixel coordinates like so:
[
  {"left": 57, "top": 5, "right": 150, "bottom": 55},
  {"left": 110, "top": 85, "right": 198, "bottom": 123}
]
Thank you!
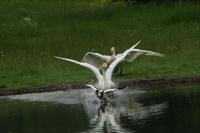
[{"left": 102, "top": 63, "right": 108, "bottom": 69}]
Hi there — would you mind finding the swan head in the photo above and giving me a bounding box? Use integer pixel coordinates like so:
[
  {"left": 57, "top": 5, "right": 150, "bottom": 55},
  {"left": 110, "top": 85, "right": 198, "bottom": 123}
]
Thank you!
[
  {"left": 86, "top": 84, "right": 105, "bottom": 99},
  {"left": 96, "top": 90, "right": 104, "bottom": 99},
  {"left": 101, "top": 63, "right": 108, "bottom": 69},
  {"left": 111, "top": 47, "right": 115, "bottom": 54}
]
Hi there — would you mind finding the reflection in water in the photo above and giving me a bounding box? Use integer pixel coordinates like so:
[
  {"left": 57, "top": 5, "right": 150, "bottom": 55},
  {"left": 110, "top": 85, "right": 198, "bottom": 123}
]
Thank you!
[
  {"left": 86, "top": 96, "right": 167, "bottom": 133},
  {"left": 1, "top": 85, "right": 200, "bottom": 133},
  {"left": 87, "top": 102, "right": 127, "bottom": 133}
]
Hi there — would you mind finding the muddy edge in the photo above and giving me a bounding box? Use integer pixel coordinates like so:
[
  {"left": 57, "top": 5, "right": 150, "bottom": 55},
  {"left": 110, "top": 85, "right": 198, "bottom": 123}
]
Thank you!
[{"left": 0, "top": 76, "right": 200, "bottom": 96}]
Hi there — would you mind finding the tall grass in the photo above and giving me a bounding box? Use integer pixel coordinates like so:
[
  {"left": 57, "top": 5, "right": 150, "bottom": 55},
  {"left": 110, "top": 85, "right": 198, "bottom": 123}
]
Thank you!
[{"left": 0, "top": 0, "right": 200, "bottom": 89}]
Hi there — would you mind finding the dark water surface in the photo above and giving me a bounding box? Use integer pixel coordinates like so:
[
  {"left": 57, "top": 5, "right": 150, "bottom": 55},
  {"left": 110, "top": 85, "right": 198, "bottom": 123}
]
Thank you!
[{"left": 0, "top": 84, "right": 200, "bottom": 133}]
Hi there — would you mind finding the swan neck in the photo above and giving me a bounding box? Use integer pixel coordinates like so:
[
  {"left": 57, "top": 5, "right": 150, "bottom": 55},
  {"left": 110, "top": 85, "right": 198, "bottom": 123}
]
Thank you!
[
  {"left": 102, "top": 69, "right": 108, "bottom": 90},
  {"left": 112, "top": 50, "right": 116, "bottom": 57}
]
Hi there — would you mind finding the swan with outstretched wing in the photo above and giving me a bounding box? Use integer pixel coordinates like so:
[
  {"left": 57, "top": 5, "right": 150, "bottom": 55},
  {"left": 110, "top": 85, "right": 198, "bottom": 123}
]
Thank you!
[
  {"left": 82, "top": 41, "right": 164, "bottom": 75},
  {"left": 82, "top": 42, "right": 140, "bottom": 69},
  {"left": 55, "top": 41, "right": 141, "bottom": 88},
  {"left": 54, "top": 40, "right": 164, "bottom": 100},
  {"left": 84, "top": 41, "right": 142, "bottom": 99}
]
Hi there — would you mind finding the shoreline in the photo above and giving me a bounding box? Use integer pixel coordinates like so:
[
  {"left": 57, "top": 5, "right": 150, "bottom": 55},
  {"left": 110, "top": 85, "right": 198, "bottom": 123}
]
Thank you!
[{"left": 0, "top": 76, "right": 200, "bottom": 96}]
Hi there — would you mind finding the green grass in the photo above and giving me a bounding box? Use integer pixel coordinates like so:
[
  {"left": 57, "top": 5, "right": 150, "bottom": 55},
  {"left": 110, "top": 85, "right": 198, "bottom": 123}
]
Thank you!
[{"left": 0, "top": 0, "right": 200, "bottom": 89}]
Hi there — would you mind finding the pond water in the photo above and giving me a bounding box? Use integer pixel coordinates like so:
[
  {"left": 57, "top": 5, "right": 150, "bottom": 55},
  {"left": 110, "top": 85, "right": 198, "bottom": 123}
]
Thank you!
[{"left": 0, "top": 84, "right": 200, "bottom": 133}]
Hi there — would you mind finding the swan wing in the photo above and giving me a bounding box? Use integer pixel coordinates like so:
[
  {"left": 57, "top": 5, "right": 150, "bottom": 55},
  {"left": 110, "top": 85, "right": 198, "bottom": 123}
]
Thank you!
[
  {"left": 115, "top": 40, "right": 141, "bottom": 61},
  {"left": 54, "top": 56, "right": 103, "bottom": 82},
  {"left": 106, "top": 40, "right": 141, "bottom": 81},
  {"left": 125, "top": 51, "right": 143, "bottom": 62},
  {"left": 82, "top": 52, "right": 110, "bottom": 69},
  {"left": 86, "top": 84, "right": 97, "bottom": 91},
  {"left": 126, "top": 49, "right": 164, "bottom": 62},
  {"left": 82, "top": 41, "right": 141, "bottom": 68},
  {"left": 104, "top": 89, "right": 117, "bottom": 93},
  {"left": 129, "top": 40, "right": 141, "bottom": 49}
]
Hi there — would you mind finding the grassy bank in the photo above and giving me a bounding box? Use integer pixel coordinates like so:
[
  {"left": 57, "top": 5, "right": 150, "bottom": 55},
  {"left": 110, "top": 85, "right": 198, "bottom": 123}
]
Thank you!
[{"left": 0, "top": 0, "right": 200, "bottom": 89}]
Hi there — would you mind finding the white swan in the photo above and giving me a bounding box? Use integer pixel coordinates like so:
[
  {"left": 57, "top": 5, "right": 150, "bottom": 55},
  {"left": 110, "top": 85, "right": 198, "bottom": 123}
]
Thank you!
[
  {"left": 55, "top": 40, "right": 164, "bottom": 99},
  {"left": 82, "top": 42, "right": 164, "bottom": 74},
  {"left": 54, "top": 41, "right": 141, "bottom": 91}
]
